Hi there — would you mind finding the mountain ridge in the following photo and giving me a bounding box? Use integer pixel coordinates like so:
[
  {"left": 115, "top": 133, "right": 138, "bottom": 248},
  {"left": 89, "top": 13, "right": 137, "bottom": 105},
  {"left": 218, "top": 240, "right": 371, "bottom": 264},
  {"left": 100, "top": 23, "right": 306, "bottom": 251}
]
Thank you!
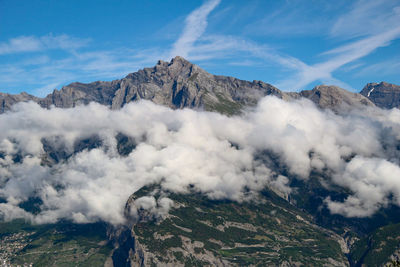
[{"left": 2, "top": 56, "right": 397, "bottom": 115}]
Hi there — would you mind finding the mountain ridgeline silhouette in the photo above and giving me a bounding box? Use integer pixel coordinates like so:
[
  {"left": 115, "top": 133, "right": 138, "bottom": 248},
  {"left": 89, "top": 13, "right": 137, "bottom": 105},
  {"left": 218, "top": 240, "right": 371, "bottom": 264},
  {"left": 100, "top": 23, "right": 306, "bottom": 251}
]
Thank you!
[{"left": 1, "top": 56, "right": 398, "bottom": 115}]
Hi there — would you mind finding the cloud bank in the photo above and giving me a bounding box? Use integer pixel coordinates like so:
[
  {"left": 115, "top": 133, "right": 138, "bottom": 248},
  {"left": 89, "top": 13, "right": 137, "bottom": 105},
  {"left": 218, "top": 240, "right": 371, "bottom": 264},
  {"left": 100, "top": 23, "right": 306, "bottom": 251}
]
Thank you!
[{"left": 0, "top": 97, "right": 400, "bottom": 225}]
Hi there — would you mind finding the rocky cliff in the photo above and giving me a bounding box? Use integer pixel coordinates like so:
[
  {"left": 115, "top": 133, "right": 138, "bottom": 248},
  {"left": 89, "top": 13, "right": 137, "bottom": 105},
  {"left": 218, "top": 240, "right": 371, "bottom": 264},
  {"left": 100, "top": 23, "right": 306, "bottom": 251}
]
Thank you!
[
  {"left": 360, "top": 81, "right": 400, "bottom": 109},
  {"left": 300, "top": 85, "right": 374, "bottom": 112},
  {"left": 3, "top": 56, "right": 395, "bottom": 116},
  {"left": 1, "top": 57, "right": 283, "bottom": 116},
  {"left": 0, "top": 92, "right": 38, "bottom": 113}
]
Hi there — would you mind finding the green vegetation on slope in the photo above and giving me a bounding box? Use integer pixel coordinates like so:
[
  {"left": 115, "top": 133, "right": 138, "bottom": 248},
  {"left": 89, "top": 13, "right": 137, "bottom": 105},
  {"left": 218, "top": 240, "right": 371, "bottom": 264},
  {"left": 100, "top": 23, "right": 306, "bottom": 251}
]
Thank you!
[
  {"left": 0, "top": 220, "right": 112, "bottom": 267},
  {"left": 350, "top": 223, "right": 400, "bottom": 266},
  {"left": 130, "top": 187, "right": 347, "bottom": 266}
]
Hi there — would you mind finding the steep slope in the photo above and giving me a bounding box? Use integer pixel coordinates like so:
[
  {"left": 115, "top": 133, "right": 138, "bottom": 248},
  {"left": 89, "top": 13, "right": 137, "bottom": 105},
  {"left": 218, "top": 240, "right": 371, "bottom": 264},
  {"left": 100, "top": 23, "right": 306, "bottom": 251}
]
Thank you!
[
  {"left": 111, "top": 186, "right": 349, "bottom": 266},
  {"left": 0, "top": 92, "right": 38, "bottom": 113},
  {"left": 360, "top": 82, "right": 400, "bottom": 109},
  {"left": 300, "top": 85, "right": 374, "bottom": 112},
  {"left": 349, "top": 223, "right": 400, "bottom": 266},
  {"left": 1, "top": 56, "right": 283, "bottom": 116},
  {"left": 1, "top": 57, "right": 390, "bottom": 116}
]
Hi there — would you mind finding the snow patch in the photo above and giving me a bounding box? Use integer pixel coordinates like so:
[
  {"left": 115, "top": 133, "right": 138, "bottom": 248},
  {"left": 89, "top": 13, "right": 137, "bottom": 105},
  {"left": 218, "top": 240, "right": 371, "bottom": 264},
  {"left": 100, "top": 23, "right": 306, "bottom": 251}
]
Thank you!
[{"left": 367, "top": 88, "right": 374, "bottom": 97}]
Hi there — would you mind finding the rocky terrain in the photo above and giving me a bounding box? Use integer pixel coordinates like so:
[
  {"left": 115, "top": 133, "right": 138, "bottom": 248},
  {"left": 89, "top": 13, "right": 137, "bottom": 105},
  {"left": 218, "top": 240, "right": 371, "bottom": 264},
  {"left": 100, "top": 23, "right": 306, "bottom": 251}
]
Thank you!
[
  {"left": 115, "top": 186, "right": 349, "bottom": 266},
  {"left": 1, "top": 57, "right": 283, "bottom": 116},
  {"left": 299, "top": 85, "right": 374, "bottom": 113},
  {"left": 1, "top": 57, "right": 400, "bottom": 267},
  {"left": 0, "top": 92, "right": 38, "bottom": 114},
  {"left": 360, "top": 82, "right": 400, "bottom": 109},
  {"left": 2, "top": 56, "right": 394, "bottom": 116}
]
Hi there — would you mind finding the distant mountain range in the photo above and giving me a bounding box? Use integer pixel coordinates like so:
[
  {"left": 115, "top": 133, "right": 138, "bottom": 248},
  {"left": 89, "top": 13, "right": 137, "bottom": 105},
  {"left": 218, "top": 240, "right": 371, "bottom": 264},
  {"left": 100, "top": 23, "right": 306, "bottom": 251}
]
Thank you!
[{"left": 1, "top": 56, "right": 399, "bottom": 115}]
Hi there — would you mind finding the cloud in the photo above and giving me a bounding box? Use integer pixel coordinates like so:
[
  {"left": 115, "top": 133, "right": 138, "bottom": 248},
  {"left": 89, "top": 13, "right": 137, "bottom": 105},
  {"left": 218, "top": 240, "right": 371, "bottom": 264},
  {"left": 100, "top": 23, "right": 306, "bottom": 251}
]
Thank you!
[
  {"left": 0, "top": 47, "right": 165, "bottom": 96},
  {"left": 243, "top": 0, "right": 338, "bottom": 37},
  {"left": 275, "top": 25, "right": 400, "bottom": 91},
  {"left": 0, "top": 0, "right": 222, "bottom": 95},
  {"left": 176, "top": 0, "right": 400, "bottom": 91},
  {"left": 355, "top": 58, "right": 400, "bottom": 78},
  {"left": 326, "top": 156, "right": 400, "bottom": 217},
  {"left": 271, "top": 0, "right": 400, "bottom": 91},
  {"left": 170, "top": 0, "right": 221, "bottom": 58},
  {"left": 330, "top": 0, "right": 400, "bottom": 39},
  {"left": 0, "top": 34, "right": 90, "bottom": 55},
  {"left": 128, "top": 196, "right": 174, "bottom": 222},
  {"left": 2, "top": 0, "right": 398, "bottom": 96},
  {"left": 0, "top": 96, "right": 400, "bottom": 224}
]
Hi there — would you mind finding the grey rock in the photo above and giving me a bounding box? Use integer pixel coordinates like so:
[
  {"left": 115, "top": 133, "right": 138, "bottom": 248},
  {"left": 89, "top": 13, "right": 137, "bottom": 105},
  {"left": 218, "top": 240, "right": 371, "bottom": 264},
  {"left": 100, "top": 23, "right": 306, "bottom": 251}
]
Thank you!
[
  {"left": 299, "top": 85, "right": 375, "bottom": 113},
  {"left": 0, "top": 57, "right": 282, "bottom": 115},
  {"left": 1, "top": 57, "right": 394, "bottom": 116},
  {"left": 107, "top": 56, "right": 284, "bottom": 114},
  {"left": 360, "top": 81, "right": 400, "bottom": 109},
  {"left": 0, "top": 92, "right": 38, "bottom": 113}
]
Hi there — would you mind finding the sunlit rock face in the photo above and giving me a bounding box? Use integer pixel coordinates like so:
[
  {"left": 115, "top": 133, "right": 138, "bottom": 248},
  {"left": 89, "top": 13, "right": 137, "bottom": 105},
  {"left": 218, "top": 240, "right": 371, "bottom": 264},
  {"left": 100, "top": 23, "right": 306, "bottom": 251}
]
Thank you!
[{"left": 0, "top": 57, "right": 283, "bottom": 116}]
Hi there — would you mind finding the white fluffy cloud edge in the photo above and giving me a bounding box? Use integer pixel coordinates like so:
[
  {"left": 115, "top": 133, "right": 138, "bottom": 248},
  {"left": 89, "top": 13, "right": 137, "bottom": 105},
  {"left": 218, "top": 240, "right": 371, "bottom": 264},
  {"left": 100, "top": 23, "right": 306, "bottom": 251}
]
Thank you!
[{"left": 0, "top": 96, "right": 400, "bottom": 225}]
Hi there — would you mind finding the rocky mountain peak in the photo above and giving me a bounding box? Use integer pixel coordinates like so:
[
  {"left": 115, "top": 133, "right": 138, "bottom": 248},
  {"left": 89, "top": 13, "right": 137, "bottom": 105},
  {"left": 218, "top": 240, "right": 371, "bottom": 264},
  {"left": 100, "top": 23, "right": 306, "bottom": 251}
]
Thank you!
[
  {"left": 1, "top": 58, "right": 399, "bottom": 115},
  {"left": 31, "top": 57, "right": 281, "bottom": 115},
  {"left": 360, "top": 81, "right": 400, "bottom": 109},
  {"left": 169, "top": 55, "right": 192, "bottom": 66}
]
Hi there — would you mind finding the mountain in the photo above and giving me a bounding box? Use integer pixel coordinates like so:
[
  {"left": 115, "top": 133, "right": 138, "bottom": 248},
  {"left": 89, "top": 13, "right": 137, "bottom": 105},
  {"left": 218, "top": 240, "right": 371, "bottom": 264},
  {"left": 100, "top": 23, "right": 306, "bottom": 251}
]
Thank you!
[
  {"left": 1, "top": 56, "right": 284, "bottom": 116},
  {"left": 360, "top": 82, "right": 400, "bottom": 109},
  {"left": 299, "top": 85, "right": 374, "bottom": 112},
  {"left": 0, "top": 56, "right": 385, "bottom": 116},
  {"left": 0, "top": 92, "right": 38, "bottom": 114},
  {"left": 1, "top": 57, "right": 400, "bottom": 267},
  {"left": 120, "top": 186, "right": 349, "bottom": 266}
]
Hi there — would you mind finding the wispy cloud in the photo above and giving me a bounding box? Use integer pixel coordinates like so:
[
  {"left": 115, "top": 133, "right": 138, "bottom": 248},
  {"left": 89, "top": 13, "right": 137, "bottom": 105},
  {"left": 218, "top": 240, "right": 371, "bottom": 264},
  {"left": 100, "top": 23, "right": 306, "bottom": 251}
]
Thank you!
[
  {"left": 170, "top": 0, "right": 221, "bottom": 59},
  {"left": 0, "top": 44, "right": 168, "bottom": 96},
  {"left": 0, "top": 1, "right": 224, "bottom": 96},
  {"left": 0, "top": 34, "right": 90, "bottom": 55},
  {"left": 273, "top": 0, "right": 400, "bottom": 91},
  {"left": 355, "top": 58, "right": 400, "bottom": 78},
  {"left": 167, "top": 0, "right": 400, "bottom": 91},
  {"left": 186, "top": 0, "right": 400, "bottom": 91},
  {"left": 331, "top": 0, "right": 400, "bottom": 39},
  {"left": 243, "top": 1, "right": 335, "bottom": 37},
  {"left": 1, "top": 0, "right": 399, "bottom": 95},
  {"left": 277, "top": 26, "right": 400, "bottom": 91}
]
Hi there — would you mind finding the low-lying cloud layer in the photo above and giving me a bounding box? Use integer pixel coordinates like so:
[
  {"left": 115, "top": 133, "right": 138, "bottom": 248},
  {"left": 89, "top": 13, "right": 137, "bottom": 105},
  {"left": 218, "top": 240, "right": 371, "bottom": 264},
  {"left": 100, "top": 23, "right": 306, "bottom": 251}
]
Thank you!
[{"left": 0, "top": 97, "right": 399, "bottom": 225}]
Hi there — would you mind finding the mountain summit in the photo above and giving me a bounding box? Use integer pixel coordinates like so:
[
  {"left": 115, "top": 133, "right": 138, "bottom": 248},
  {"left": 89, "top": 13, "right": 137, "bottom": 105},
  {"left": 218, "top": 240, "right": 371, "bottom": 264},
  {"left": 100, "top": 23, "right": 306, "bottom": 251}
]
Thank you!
[
  {"left": 360, "top": 81, "right": 400, "bottom": 109},
  {"left": 3, "top": 57, "right": 397, "bottom": 115},
  {"left": 2, "top": 56, "right": 282, "bottom": 115}
]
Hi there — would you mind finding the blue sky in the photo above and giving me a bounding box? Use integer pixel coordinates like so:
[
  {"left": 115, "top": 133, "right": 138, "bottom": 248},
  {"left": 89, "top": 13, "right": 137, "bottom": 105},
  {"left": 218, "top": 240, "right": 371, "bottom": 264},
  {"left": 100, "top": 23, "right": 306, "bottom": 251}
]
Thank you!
[{"left": 1, "top": 0, "right": 399, "bottom": 96}]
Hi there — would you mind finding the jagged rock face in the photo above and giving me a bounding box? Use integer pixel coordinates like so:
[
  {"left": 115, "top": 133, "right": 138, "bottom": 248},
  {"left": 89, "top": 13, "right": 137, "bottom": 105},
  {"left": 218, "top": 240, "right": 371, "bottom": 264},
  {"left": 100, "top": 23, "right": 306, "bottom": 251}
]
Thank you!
[
  {"left": 2, "top": 57, "right": 398, "bottom": 116},
  {"left": 0, "top": 57, "right": 282, "bottom": 115},
  {"left": 0, "top": 92, "right": 38, "bottom": 113},
  {"left": 300, "top": 85, "right": 375, "bottom": 112},
  {"left": 38, "top": 81, "right": 119, "bottom": 109},
  {"left": 110, "top": 56, "right": 284, "bottom": 113},
  {"left": 360, "top": 81, "right": 400, "bottom": 109}
]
